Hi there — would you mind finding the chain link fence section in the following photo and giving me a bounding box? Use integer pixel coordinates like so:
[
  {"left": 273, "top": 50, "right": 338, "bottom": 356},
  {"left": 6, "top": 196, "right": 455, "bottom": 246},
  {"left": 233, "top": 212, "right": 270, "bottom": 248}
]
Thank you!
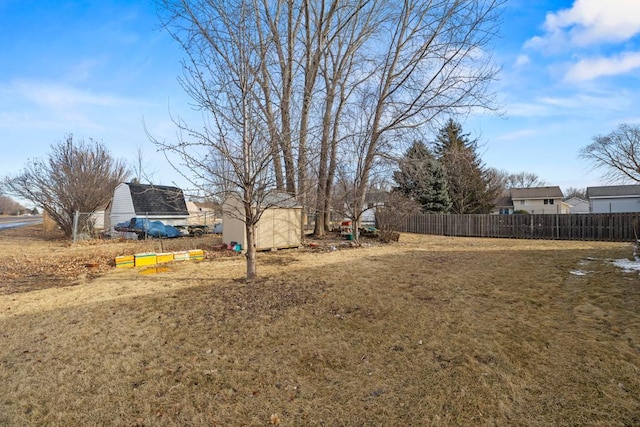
[{"left": 72, "top": 211, "right": 106, "bottom": 242}]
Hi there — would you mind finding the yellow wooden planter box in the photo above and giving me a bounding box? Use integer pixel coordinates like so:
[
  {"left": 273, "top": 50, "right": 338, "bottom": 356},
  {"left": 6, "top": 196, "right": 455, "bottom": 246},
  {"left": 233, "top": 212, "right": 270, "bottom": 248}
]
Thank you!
[
  {"left": 135, "top": 253, "right": 157, "bottom": 267},
  {"left": 188, "top": 249, "right": 204, "bottom": 261},
  {"left": 115, "top": 255, "right": 134, "bottom": 268},
  {"left": 156, "top": 252, "right": 174, "bottom": 264},
  {"left": 173, "top": 251, "right": 189, "bottom": 261}
]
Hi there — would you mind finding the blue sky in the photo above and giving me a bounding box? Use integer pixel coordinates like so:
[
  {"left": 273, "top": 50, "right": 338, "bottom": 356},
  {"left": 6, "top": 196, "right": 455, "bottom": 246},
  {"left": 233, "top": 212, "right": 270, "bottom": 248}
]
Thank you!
[{"left": 1, "top": 0, "right": 640, "bottom": 199}]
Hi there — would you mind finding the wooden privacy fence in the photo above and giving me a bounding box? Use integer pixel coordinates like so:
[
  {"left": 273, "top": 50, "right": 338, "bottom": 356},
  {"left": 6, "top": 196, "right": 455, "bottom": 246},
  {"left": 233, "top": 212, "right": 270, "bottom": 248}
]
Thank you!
[{"left": 378, "top": 213, "right": 640, "bottom": 242}]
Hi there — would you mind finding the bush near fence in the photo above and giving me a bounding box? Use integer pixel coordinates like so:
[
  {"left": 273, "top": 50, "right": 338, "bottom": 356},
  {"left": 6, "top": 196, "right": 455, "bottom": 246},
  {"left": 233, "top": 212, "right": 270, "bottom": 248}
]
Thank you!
[{"left": 377, "top": 212, "right": 640, "bottom": 242}]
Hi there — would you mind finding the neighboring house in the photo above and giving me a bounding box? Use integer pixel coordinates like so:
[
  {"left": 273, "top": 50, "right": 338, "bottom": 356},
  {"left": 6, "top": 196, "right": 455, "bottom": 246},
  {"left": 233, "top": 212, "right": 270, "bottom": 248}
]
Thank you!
[
  {"left": 510, "top": 186, "right": 570, "bottom": 214},
  {"left": 186, "top": 201, "right": 218, "bottom": 227},
  {"left": 491, "top": 192, "right": 513, "bottom": 215},
  {"left": 223, "top": 192, "right": 302, "bottom": 251},
  {"left": 586, "top": 185, "right": 640, "bottom": 213},
  {"left": 109, "top": 182, "right": 189, "bottom": 232},
  {"left": 361, "top": 190, "right": 388, "bottom": 225},
  {"left": 88, "top": 201, "right": 110, "bottom": 233},
  {"left": 564, "top": 196, "right": 589, "bottom": 214}
]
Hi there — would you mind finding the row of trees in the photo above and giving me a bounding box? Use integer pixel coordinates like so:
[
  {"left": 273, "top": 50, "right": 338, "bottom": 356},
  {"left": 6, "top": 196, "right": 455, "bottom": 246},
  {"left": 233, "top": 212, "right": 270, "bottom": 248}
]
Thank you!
[
  {"left": 391, "top": 121, "right": 640, "bottom": 217},
  {"left": 153, "top": 0, "right": 504, "bottom": 278},
  {"left": 0, "top": 196, "right": 30, "bottom": 216},
  {"left": 391, "top": 118, "right": 555, "bottom": 215},
  {"left": 1, "top": 118, "right": 626, "bottom": 240},
  {"left": 0, "top": 120, "right": 637, "bottom": 280},
  {"left": 393, "top": 119, "right": 498, "bottom": 215}
]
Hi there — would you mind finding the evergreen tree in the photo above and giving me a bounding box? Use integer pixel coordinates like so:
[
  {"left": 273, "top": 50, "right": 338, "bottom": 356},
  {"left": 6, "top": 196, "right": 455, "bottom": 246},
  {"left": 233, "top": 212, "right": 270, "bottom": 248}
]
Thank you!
[
  {"left": 433, "top": 119, "right": 499, "bottom": 214},
  {"left": 393, "top": 141, "right": 451, "bottom": 213}
]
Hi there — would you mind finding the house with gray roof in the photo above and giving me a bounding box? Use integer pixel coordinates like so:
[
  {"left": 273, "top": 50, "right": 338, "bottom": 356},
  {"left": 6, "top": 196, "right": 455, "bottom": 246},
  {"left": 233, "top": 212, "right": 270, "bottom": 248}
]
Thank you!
[
  {"left": 491, "top": 186, "right": 570, "bottom": 214},
  {"left": 108, "top": 182, "right": 189, "bottom": 232},
  {"left": 492, "top": 192, "right": 514, "bottom": 214},
  {"left": 509, "top": 186, "right": 570, "bottom": 214},
  {"left": 586, "top": 185, "right": 640, "bottom": 213}
]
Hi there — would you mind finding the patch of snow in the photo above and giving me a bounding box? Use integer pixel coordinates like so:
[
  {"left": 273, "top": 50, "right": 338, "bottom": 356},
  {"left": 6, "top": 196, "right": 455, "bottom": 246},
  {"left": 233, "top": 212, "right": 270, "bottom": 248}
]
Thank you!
[
  {"left": 569, "top": 270, "right": 589, "bottom": 276},
  {"left": 612, "top": 258, "right": 640, "bottom": 273}
]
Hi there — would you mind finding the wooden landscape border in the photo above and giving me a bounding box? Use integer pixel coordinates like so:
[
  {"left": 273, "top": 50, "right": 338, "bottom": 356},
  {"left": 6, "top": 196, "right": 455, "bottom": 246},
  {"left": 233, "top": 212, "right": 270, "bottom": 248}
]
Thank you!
[{"left": 381, "top": 212, "right": 640, "bottom": 242}]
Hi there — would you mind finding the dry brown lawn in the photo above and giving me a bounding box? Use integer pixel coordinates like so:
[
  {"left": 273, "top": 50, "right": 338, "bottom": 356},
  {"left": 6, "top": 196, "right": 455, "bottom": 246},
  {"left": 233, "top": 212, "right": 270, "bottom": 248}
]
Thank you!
[{"left": 1, "top": 226, "right": 639, "bottom": 426}]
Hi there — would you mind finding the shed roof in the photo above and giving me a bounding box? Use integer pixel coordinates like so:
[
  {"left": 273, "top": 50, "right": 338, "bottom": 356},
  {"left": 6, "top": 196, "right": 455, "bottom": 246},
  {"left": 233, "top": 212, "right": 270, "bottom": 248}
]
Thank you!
[
  {"left": 510, "top": 186, "right": 564, "bottom": 200},
  {"left": 586, "top": 185, "right": 640, "bottom": 198},
  {"left": 260, "top": 192, "right": 302, "bottom": 208},
  {"left": 127, "top": 183, "right": 188, "bottom": 215},
  {"left": 224, "top": 191, "right": 302, "bottom": 209}
]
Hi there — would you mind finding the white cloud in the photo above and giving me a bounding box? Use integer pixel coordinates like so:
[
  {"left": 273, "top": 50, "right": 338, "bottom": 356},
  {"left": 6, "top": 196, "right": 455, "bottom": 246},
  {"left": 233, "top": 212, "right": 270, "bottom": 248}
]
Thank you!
[
  {"left": 506, "top": 102, "right": 554, "bottom": 118},
  {"left": 11, "top": 80, "right": 126, "bottom": 110},
  {"left": 506, "top": 92, "right": 632, "bottom": 118},
  {"left": 515, "top": 54, "right": 530, "bottom": 67},
  {"left": 526, "top": 0, "right": 640, "bottom": 50},
  {"left": 0, "top": 79, "right": 160, "bottom": 135},
  {"left": 497, "top": 128, "right": 540, "bottom": 141},
  {"left": 565, "top": 51, "right": 640, "bottom": 82}
]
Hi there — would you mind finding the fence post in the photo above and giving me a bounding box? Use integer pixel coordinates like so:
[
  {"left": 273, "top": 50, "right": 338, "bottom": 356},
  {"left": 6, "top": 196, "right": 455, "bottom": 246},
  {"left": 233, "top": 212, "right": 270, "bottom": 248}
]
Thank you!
[{"left": 72, "top": 210, "right": 79, "bottom": 243}]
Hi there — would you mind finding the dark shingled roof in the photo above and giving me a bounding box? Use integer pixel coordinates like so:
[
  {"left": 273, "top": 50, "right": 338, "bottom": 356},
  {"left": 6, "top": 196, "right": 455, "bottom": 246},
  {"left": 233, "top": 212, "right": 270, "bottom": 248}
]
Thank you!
[
  {"left": 493, "top": 193, "right": 512, "bottom": 207},
  {"left": 586, "top": 185, "right": 640, "bottom": 198},
  {"left": 127, "top": 183, "right": 188, "bottom": 216},
  {"left": 510, "top": 186, "right": 564, "bottom": 200}
]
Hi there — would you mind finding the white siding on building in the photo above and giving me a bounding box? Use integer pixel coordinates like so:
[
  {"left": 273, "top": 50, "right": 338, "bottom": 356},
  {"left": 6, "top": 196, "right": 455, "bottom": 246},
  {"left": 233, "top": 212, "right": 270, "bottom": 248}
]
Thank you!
[
  {"left": 590, "top": 197, "right": 640, "bottom": 213},
  {"left": 512, "top": 198, "right": 569, "bottom": 214},
  {"left": 90, "top": 210, "right": 106, "bottom": 230},
  {"left": 223, "top": 196, "right": 248, "bottom": 249},
  {"left": 565, "top": 197, "right": 589, "bottom": 214},
  {"left": 110, "top": 183, "right": 136, "bottom": 229}
]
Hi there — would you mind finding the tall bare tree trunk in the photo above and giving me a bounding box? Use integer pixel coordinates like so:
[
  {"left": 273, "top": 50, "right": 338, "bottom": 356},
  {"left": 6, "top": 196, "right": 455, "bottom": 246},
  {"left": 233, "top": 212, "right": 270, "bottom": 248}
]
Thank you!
[
  {"left": 313, "top": 84, "right": 334, "bottom": 235},
  {"left": 298, "top": 0, "right": 338, "bottom": 234},
  {"left": 245, "top": 219, "right": 257, "bottom": 279},
  {"left": 263, "top": 0, "right": 299, "bottom": 194}
]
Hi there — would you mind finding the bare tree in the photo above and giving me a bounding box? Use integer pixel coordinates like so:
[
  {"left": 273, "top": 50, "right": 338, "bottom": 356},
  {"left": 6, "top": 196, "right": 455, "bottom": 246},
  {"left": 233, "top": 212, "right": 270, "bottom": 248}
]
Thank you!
[
  {"left": 488, "top": 168, "right": 547, "bottom": 190},
  {"left": 131, "top": 145, "right": 157, "bottom": 184},
  {"left": 156, "top": 0, "right": 502, "bottom": 252},
  {"left": 580, "top": 123, "right": 640, "bottom": 183},
  {"left": 313, "top": 0, "right": 378, "bottom": 235},
  {"left": 254, "top": 0, "right": 300, "bottom": 193},
  {"left": 506, "top": 171, "right": 547, "bottom": 189},
  {"left": 375, "top": 191, "right": 422, "bottom": 241},
  {"left": 563, "top": 186, "right": 586, "bottom": 200},
  {"left": 0, "top": 135, "right": 129, "bottom": 236},
  {"left": 156, "top": 0, "right": 289, "bottom": 279}
]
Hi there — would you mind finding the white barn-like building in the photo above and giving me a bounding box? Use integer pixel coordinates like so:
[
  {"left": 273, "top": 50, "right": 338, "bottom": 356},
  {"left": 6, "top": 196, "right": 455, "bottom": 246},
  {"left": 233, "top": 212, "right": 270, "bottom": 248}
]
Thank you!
[{"left": 108, "top": 182, "right": 189, "bottom": 232}]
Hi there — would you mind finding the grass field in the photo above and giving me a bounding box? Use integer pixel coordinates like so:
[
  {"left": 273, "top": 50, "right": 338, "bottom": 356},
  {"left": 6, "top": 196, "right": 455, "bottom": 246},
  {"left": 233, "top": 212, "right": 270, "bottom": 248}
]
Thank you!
[{"left": 1, "top": 226, "right": 639, "bottom": 425}]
